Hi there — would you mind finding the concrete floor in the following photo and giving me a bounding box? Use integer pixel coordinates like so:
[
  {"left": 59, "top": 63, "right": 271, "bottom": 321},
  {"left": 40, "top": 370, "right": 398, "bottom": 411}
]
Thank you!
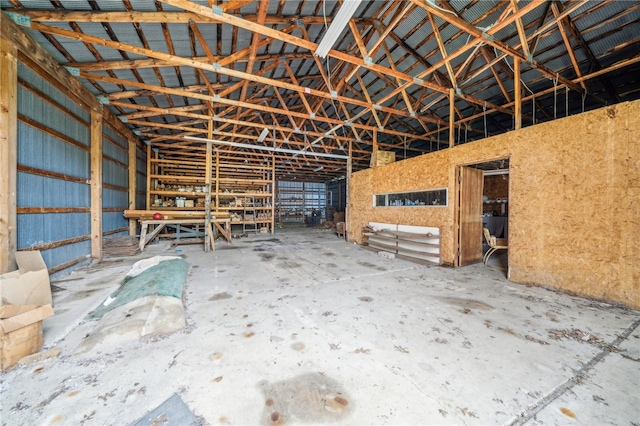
[{"left": 2, "top": 225, "right": 639, "bottom": 425}]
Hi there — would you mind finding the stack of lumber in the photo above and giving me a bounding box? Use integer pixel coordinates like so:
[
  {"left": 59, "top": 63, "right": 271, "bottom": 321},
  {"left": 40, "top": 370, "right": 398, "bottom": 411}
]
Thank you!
[{"left": 103, "top": 236, "right": 140, "bottom": 257}]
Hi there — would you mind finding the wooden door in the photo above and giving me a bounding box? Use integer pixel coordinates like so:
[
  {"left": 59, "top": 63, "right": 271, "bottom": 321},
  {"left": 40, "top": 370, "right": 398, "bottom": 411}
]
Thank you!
[{"left": 457, "top": 166, "right": 484, "bottom": 266}]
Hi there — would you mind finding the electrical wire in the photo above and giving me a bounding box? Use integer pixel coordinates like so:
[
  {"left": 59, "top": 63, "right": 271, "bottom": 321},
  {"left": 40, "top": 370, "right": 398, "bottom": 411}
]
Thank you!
[{"left": 426, "top": 0, "right": 458, "bottom": 16}]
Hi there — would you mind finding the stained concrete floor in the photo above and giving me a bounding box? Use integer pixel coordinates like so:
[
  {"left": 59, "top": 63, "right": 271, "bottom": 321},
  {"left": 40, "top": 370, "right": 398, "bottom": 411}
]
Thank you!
[{"left": 2, "top": 225, "right": 639, "bottom": 426}]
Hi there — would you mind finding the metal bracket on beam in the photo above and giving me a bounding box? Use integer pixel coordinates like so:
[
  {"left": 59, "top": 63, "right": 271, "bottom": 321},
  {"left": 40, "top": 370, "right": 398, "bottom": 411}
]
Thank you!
[
  {"left": 213, "top": 94, "right": 220, "bottom": 101},
  {"left": 294, "top": 127, "right": 301, "bottom": 133},
  {"left": 283, "top": 138, "right": 289, "bottom": 143},
  {"left": 364, "top": 56, "right": 373, "bottom": 66},
  {"left": 331, "top": 91, "right": 337, "bottom": 98},
  {"left": 344, "top": 121, "right": 352, "bottom": 127},
  {"left": 213, "top": 115, "right": 219, "bottom": 120},
  {"left": 410, "top": 111, "right": 416, "bottom": 117},
  {"left": 295, "top": 19, "right": 304, "bottom": 27},
  {"left": 97, "top": 96, "right": 109, "bottom": 104},
  {"left": 213, "top": 129, "right": 220, "bottom": 134},
  {"left": 373, "top": 104, "right": 382, "bottom": 110},
  {"left": 211, "top": 5, "right": 223, "bottom": 16},
  {"left": 64, "top": 67, "right": 80, "bottom": 76},
  {"left": 212, "top": 62, "right": 221, "bottom": 70},
  {"left": 455, "top": 87, "right": 463, "bottom": 96},
  {"left": 481, "top": 32, "right": 494, "bottom": 42},
  {"left": 413, "top": 77, "right": 424, "bottom": 85},
  {"left": 5, "top": 12, "right": 31, "bottom": 27},
  {"left": 309, "top": 113, "right": 315, "bottom": 119},
  {"left": 527, "top": 53, "right": 534, "bottom": 65}
]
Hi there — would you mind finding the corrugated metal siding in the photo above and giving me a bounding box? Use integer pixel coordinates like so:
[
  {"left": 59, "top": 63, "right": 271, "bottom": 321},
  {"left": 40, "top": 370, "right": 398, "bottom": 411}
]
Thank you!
[
  {"left": 16, "top": 63, "right": 93, "bottom": 276},
  {"left": 136, "top": 149, "right": 148, "bottom": 210},
  {"left": 102, "top": 122, "right": 130, "bottom": 234}
]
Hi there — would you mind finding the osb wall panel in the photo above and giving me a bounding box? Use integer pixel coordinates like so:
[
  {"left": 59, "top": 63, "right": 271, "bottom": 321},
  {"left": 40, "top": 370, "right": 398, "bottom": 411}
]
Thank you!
[{"left": 349, "top": 100, "right": 639, "bottom": 308}]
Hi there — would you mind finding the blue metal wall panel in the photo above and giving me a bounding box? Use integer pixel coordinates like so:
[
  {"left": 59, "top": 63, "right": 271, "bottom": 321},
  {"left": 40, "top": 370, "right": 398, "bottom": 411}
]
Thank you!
[
  {"left": 18, "top": 81, "right": 90, "bottom": 148},
  {"left": 102, "top": 159, "right": 128, "bottom": 188},
  {"left": 17, "top": 173, "right": 89, "bottom": 208},
  {"left": 136, "top": 148, "right": 147, "bottom": 210},
  {"left": 102, "top": 139, "right": 129, "bottom": 165},
  {"left": 102, "top": 188, "right": 129, "bottom": 209},
  {"left": 103, "top": 211, "right": 128, "bottom": 233},
  {"left": 17, "top": 63, "right": 93, "bottom": 276},
  {"left": 17, "top": 122, "right": 90, "bottom": 179},
  {"left": 103, "top": 125, "right": 128, "bottom": 149},
  {"left": 17, "top": 213, "right": 90, "bottom": 249}
]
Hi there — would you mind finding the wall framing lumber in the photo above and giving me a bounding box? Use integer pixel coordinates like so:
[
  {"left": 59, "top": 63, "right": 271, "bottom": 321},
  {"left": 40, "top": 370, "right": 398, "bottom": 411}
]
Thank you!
[
  {"left": 0, "top": 12, "right": 100, "bottom": 112},
  {"left": 0, "top": 36, "right": 18, "bottom": 273},
  {"left": 128, "top": 136, "right": 137, "bottom": 235},
  {"left": 90, "top": 108, "right": 103, "bottom": 260}
]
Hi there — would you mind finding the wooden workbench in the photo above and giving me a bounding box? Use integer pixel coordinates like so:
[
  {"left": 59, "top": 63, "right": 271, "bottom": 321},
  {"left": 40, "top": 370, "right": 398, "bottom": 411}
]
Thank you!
[{"left": 125, "top": 210, "right": 232, "bottom": 252}]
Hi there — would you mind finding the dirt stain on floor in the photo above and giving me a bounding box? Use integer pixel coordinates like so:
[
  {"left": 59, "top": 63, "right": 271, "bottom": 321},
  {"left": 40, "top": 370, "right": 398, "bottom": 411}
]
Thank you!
[
  {"left": 209, "top": 292, "right": 233, "bottom": 301},
  {"left": 258, "top": 252, "right": 277, "bottom": 261},
  {"left": 258, "top": 373, "right": 352, "bottom": 425},
  {"left": 437, "top": 296, "right": 494, "bottom": 311},
  {"left": 357, "top": 261, "right": 386, "bottom": 271}
]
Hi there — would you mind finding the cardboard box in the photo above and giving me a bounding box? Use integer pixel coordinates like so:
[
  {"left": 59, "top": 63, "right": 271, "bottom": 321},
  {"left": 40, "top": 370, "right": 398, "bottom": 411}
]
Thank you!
[
  {"left": 370, "top": 150, "right": 396, "bottom": 167},
  {"left": 0, "top": 304, "right": 54, "bottom": 370},
  {"left": 0, "top": 251, "right": 52, "bottom": 306}
]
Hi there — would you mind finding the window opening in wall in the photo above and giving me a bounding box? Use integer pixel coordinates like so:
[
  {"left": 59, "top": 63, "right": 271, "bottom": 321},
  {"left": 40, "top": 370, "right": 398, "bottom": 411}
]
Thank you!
[{"left": 373, "top": 189, "right": 447, "bottom": 207}]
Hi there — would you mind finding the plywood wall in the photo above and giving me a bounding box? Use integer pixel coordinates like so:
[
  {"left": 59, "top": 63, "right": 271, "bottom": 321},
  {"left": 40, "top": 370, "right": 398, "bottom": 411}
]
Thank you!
[{"left": 349, "top": 100, "right": 639, "bottom": 309}]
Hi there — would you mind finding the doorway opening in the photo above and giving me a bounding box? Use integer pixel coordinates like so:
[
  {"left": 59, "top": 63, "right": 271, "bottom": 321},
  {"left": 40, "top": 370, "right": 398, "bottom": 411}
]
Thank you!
[{"left": 455, "top": 158, "right": 510, "bottom": 272}]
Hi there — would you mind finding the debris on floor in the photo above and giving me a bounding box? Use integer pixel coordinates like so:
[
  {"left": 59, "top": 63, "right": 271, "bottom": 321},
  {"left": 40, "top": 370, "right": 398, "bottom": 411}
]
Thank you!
[
  {"left": 132, "top": 393, "right": 203, "bottom": 426},
  {"left": 76, "top": 256, "right": 189, "bottom": 357}
]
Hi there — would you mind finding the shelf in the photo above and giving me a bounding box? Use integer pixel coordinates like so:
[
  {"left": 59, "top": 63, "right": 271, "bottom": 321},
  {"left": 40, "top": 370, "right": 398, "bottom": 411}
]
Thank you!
[
  {"left": 148, "top": 153, "right": 275, "bottom": 235},
  {"left": 150, "top": 190, "right": 207, "bottom": 197},
  {"left": 220, "top": 207, "right": 273, "bottom": 210},
  {"left": 218, "top": 192, "right": 271, "bottom": 197},
  {"left": 149, "top": 174, "right": 203, "bottom": 182}
]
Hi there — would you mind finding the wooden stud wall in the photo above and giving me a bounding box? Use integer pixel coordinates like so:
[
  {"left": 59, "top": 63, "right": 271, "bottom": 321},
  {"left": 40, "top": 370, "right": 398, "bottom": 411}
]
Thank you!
[
  {"left": 0, "top": 13, "right": 143, "bottom": 273},
  {"left": 0, "top": 37, "right": 18, "bottom": 273},
  {"left": 349, "top": 100, "right": 640, "bottom": 309}
]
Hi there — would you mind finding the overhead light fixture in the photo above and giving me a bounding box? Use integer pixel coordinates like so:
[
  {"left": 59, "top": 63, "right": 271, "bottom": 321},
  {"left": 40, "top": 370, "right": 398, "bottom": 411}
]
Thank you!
[
  {"left": 257, "top": 128, "right": 270, "bottom": 142},
  {"left": 314, "top": 0, "right": 363, "bottom": 58}
]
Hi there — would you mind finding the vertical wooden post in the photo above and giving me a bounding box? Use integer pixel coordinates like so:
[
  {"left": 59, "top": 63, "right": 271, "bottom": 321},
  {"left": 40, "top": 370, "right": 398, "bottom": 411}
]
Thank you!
[
  {"left": 449, "top": 88, "right": 455, "bottom": 148},
  {"left": 0, "top": 37, "right": 18, "bottom": 273},
  {"left": 128, "top": 138, "right": 137, "bottom": 235},
  {"left": 145, "top": 144, "right": 152, "bottom": 210},
  {"left": 204, "top": 120, "right": 213, "bottom": 252},
  {"left": 90, "top": 107, "right": 103, "bottom": 260},
  {"left": 514, "top": 57, "right": 522, "bottom": 130},
  {"left": 346, "top": 139, "right": 352, "bottom": 241},
  {"left": 215, "top": 149, "right": 220, "bottom": 213},
  {"left": 271, "top": 158, "right": 275, "bottom": 234}
]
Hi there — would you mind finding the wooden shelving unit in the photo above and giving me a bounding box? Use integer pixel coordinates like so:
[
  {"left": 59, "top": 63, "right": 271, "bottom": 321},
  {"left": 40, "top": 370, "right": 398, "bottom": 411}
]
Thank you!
[{"left": 147, "top": 149, "right": 275, "bottom": 234}]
